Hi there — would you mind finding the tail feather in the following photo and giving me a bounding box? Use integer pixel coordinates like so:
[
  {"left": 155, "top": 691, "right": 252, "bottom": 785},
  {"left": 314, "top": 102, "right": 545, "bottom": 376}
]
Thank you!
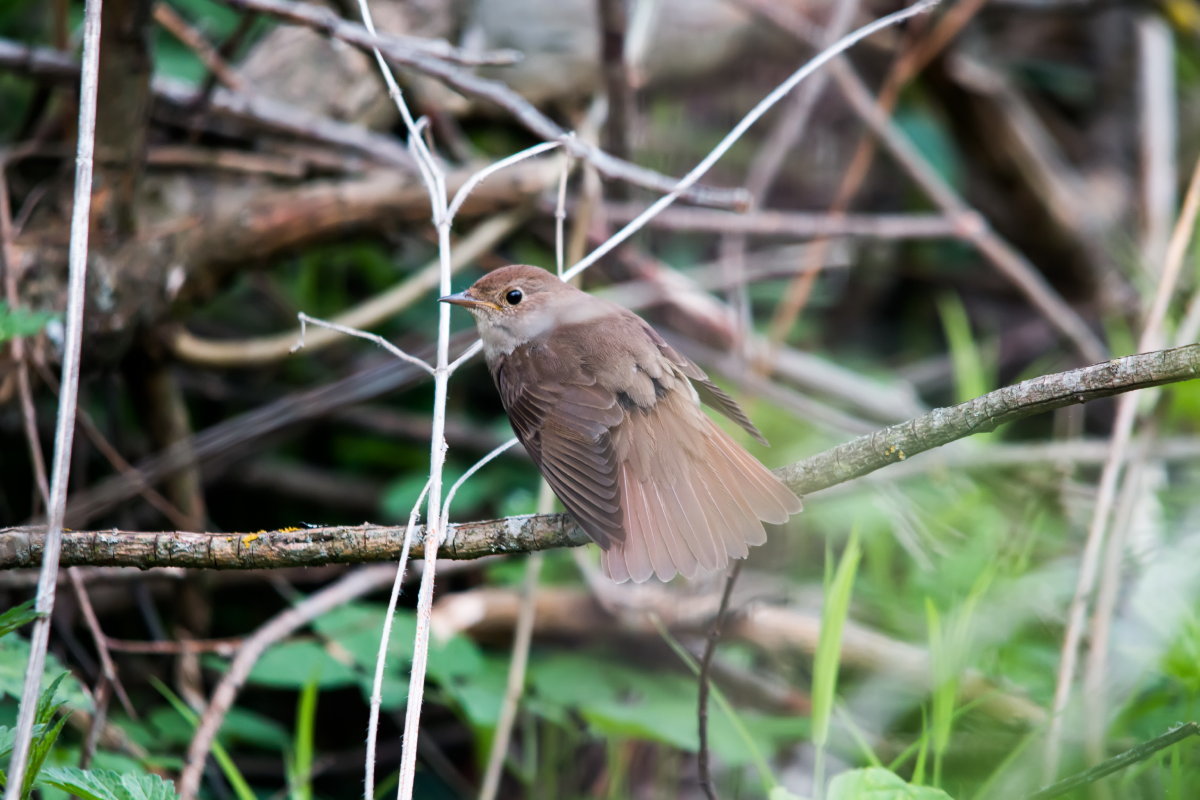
[{"left": 602, "top": 419, "right": 801, "bottom": 583}]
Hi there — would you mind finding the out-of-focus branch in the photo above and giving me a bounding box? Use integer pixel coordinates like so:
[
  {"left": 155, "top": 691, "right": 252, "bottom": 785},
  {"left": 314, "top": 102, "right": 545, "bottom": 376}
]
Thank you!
[
  {"left": 7, "top": 342, "right": 1198, "bottom": 570},
  {"left": 430, "top": 586, "right": 1045, "bottom": 726},
  {"left": 169, "top": 211, "right": 525, "bottom": 366},
  {"left": 0, "top": 37, "right": 414, "bottom": 167},
  {"left": 594, "top": 202, "right": 971, "bottom": 239},
  {"left": 211, "top": 0, "right": 746, "bottom": 208}
]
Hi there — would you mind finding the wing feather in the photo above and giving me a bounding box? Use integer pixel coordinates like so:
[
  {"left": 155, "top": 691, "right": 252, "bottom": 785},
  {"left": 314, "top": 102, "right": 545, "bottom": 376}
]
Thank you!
[{"left": 491, "top": 313, "right": 800, "bottom": 583}]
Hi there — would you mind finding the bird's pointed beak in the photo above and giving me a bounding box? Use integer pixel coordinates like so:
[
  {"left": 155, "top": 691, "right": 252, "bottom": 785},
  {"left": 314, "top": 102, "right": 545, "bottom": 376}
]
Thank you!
[{"left": 439, "top": 291, "right": 497, "bottom": 311}]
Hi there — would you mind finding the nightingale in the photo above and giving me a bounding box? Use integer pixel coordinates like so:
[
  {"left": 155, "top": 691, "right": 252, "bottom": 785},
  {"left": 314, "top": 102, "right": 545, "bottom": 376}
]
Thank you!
[{"left": 440, "top": 264, "right": 802, "bottom": 582}]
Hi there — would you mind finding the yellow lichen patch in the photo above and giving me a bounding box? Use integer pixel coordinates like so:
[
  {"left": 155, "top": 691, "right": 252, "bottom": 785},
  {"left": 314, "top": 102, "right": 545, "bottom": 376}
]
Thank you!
[
  {"left": 277, "top": 526, "right": 301, "bottom": 533},
  {"left": 241, "top": 533, "right": 261, "bottom": 546}
]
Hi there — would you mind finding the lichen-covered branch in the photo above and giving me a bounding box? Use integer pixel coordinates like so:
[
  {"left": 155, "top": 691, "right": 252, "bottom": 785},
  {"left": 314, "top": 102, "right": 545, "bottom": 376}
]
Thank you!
[{"left": 3, "top": 343, "right": 1197, "bottom": 570}]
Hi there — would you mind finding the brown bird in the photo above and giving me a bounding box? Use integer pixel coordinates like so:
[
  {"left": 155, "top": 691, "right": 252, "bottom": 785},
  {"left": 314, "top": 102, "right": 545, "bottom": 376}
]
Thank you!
[{"left": 441, "top": 264, "right": 801, "bottom": 582}]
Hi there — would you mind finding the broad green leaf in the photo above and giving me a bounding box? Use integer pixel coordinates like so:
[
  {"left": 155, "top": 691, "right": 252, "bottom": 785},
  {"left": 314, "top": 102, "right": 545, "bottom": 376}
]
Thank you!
[
  {"left": 39, "top": 767, "right": 178, "bottom": 800},
  {"left": 311, "top": 603, "right": 483, "bottom": 685},
  {"left": 0, "top": 638, "right": 90, "bottom": 710},
  {"left": 827, "top": 768, "right": 954, "bottom": 800},
  {"left": 312, "top": 604, "right": 417, "bottom": 669},
  {"left": 439, "top": 655, "right": 512, "bottom": 729},
  {"left": 242, "top": 640, "right": 358, "bottom": 689}
]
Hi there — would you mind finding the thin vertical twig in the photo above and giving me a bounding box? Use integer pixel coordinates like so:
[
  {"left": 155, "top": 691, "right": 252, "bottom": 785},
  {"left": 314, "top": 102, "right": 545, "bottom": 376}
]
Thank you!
[
  {"left": 697, "top": 560, "right": 744, "bottom": 800},
  {"left": 3, "top": 0, "right": 103, "bottom": 794},
  {"left": 363, "top": 479, "right": 431, "bottom": 800},
  {"left": 345, "top": 2, "right": 453, "bottom": 797}
]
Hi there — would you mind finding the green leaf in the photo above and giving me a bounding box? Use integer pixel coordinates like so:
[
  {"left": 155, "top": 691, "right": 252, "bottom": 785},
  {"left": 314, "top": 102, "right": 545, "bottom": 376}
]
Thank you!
[
  {"left": 813, "top": 534, "right": 861, "bottom": 749},
  {"left": 241, "top": 640, "right": 358, "bottom": 689},
  {"left": 440, "top": 655, "right": 511, "bottom": 729},
  {"left": 0, "top": 301, "right": 57, "bottom": 344},
  {"left": 0, "top": 637, "right": 90, "bottom": 710},
  {"left": 39, "top": 767, "right": 178, "bottom": 800},
  {"left": 310, "top": 602, "right": 484, "bottom": 686},
  {"left": 827, "top": 768, "right": 955, "bottom": 800},
  {"left": 0, "top": 600, "right": 40, "bottom": 639},
  {"left": 313, "top": 604, "right": 416, "bottom": 670}
]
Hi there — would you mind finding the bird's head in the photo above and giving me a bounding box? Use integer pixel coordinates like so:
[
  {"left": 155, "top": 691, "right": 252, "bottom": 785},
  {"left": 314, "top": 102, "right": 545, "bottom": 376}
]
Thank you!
[{"left": 440, "top": 264, "right": 588, "bottom": 356}]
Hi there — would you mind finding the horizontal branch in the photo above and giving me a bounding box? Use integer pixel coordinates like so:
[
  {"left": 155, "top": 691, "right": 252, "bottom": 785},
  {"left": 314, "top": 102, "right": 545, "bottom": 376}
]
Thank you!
[
  {"left": 0, "top": 514, "right": 588, "bottom": 570},
  {"left": 595, "top": 202, "right": 973, "bottom": 239},
  {"left": 3, "top": 343, "right": 1197, "bottom": 570}
]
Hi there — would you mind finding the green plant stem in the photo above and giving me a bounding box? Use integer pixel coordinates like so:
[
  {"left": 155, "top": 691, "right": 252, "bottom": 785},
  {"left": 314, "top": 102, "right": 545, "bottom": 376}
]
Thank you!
[{"left": 1028, "top": 722, "right": 1200, "bottom": 799}]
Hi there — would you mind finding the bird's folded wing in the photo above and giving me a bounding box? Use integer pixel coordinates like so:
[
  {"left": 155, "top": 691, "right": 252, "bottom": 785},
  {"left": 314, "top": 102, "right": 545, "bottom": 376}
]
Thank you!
[
  {"left": 497, "top": 357, "right": 626, "bottom": 550},
  {"left": 639, "top": 321, "right": 769, "bottom": 445}
]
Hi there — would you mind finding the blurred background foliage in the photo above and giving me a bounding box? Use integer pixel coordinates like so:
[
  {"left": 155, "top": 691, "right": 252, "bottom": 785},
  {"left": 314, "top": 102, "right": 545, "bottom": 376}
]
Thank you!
[{"left": 2, "top": 0, "right": 1200, "bottom": 798}]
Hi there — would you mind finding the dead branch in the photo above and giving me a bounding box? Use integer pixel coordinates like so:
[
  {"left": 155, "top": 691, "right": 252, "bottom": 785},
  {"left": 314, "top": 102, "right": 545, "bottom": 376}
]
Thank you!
[
  {"left": 5, "top": 342, "right": 1198, "bottom": 570},
  {"left": 430, "top": 586, "right": 1044, "bottom": 726}
]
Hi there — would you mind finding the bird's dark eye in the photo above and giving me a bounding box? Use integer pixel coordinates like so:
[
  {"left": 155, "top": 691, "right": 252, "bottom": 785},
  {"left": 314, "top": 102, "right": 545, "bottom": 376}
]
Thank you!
[{"left": 505, "top": 289, "right": 523, "bottom": 306}]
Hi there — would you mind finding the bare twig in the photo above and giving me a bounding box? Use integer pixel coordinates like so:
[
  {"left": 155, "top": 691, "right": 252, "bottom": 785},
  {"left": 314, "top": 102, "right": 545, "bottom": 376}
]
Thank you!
[
  {"left": 742, "top": 0, "right": 983, "bottom": 347},
  {"left": 595, "top": 0, "right": 634, "bottom": 194},
  {"left": 1137, "top": 14, "right": 1176, "bottom": 272},
  {"left": 744, "top": 1, "right": 1106, "bottom": 365},
  {"left": 697, "top": 560, "right": 744, "bottom": 800},
  {"left": 720, "top": 0, "right": 860, "bottom": 348},
  {"left": 1, "top": 160, "right": 51, "bottom": 512},
  {"left": 363, "top": 480, "right": 431, "bottom": 800},
  {"left": 3, "top": 0, "right": 102, "bottom": 793},
  {"left": 293, "top": 313, "right": 434, "bottom": 374},
  {"left": 0, "top": 36, "right": 419, "bottom": 168},
  {"left": 67, "top": 568, "right": 135, "bottom": 718}
]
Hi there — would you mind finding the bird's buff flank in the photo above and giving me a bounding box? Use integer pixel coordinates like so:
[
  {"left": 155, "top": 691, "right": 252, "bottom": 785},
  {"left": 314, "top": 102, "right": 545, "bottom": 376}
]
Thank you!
[{"left": 441, "top": 264, "right": 801, "bottom": 583}]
